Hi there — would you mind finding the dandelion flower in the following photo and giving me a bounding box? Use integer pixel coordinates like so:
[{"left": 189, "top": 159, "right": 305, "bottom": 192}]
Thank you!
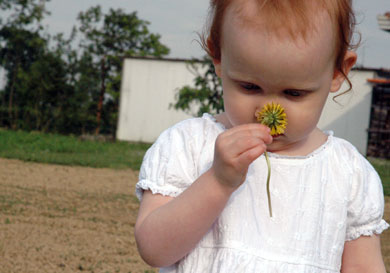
[
  {"left": 255, "top": 102, "right": 287, "bottom": 136},
  {"left": 255, "top": 102, "right": 288, "bottom": 217}
]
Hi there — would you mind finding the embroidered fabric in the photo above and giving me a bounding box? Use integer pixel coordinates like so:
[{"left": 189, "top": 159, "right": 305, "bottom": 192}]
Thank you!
[
  {"left": 160, "top": 246, "right": 341, "bottom": 273},
  {"left": 346, "top": 220, "right": 390, "bottom": 241},
  {"left": 136, "top": 113, "right": 389, "bottom": 273}
]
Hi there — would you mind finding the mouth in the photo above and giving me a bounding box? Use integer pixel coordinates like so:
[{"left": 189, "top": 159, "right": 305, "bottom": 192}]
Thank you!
[{"left": 272, "top": 134, "right": 283, "bottom": 139}]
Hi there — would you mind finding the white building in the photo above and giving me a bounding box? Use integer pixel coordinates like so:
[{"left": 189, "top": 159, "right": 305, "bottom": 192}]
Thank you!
[{"left": 117, "top": 57, "right": 389, "bottom": 156}]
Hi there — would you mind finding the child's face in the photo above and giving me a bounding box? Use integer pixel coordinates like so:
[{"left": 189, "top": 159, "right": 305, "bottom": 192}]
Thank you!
[{"left": 213, "top": 3, "right": 355, "bottom": 154}]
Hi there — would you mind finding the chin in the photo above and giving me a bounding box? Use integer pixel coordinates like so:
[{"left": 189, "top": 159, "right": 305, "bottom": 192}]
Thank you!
[
  {"left": 266, "top": 143, "right": 283, "bottom": 153},
  {"left": 266, "top": 138, "right": 292, "bottom": 154}
]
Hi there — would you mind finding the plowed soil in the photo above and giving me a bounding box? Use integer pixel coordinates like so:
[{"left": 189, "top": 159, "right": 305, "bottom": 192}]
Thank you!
[
  {"left": 0, "top": 158, "right": 155, "bottom": 273},
  {"left": 0, "top": 158, "right": 389, "bottom": 272}
]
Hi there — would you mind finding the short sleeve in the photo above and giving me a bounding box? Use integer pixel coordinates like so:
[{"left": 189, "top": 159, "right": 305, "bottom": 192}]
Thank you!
[
  {"left": 345, "top": 154, "right": 389, "bottom": 241},
  {"left": 135, "top": 121, "right": 199, "bottom": 201}
]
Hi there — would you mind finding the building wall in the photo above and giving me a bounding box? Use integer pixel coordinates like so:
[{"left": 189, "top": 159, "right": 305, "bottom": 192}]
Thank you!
[
  {"left": 117, "top": 58, "right": 375, "bottom": 155},
  {"left": 318, "top": 70, "right": 375, "bottom": 155},
  {"left": 117, "top": 58, "right": 198, "bottom": 143}
]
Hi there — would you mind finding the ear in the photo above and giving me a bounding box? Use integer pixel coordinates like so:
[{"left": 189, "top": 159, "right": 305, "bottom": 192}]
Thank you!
[
  {"left": 207, "top": 37, "right": 222, "bottom": 77},
  {"left": 212, "top": 57, "right": 222, "bottom": 78},
  {"left": 330, "top": 51, "right": 357, "bottom": 92}
]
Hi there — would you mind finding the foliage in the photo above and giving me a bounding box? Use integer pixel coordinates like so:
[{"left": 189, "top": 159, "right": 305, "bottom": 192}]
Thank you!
[
  {"left": 10, "top": 50, "right": 75, "bottom": 132},
  {"left": 172, "top": 56, "right": 223, "bottom": 117},
  {"left": 76, "top": 5, "right": 170, "bottom": 135},
  {"left": 369, "top": 157, "right": 390, "bottom": 196},
  {"left": 0, "top": 128, "right": 151, "bottom": 169},
  {"left": 0, "top": 0, "right": 50, "bottom": 27},
  {"left": 0, "top": 2, "right": 170, "bottom": 136},
  {"left": 0, "top": 0, "right": 52, "bottom": 129}
]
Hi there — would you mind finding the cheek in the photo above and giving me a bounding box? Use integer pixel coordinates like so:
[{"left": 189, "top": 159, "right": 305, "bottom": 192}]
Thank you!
[
  {"left": 285, "top": 104, "right": 323, "bottom": 132},
  {"left": 286, "top": 92, "right": 329, "bottom": 122},
  {"left": 224, "top": 98, "right": 254, "bottom": 118},
  {"left": 222, "top": 85, "right": 258, "bottom": 110},
  {"left": 223, "top": 95, "right": 259, "bottom": 125}
]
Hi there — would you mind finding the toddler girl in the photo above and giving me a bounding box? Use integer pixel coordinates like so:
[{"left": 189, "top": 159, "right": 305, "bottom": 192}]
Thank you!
[{"left": 134, "top": 0, "right": 389, "bottom": 272}]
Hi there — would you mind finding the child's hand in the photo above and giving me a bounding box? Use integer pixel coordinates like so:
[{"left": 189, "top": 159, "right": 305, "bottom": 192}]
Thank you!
[{"left": 211, "top": 123, "right": 272, "bottom": 191}]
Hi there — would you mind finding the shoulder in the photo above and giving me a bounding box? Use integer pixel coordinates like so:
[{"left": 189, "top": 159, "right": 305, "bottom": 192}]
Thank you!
[
  {"left": 329, "top": 136, "right": 376, "bottom": 173},
  {"left": 136, "top": 114, "right": 222, "bottom": 200},
  {"left": 330, "top": 136, "right": 361, "bottom": 158},
  {"left": 142, "top": 114, "right": 223, "bottom": 169},
  {"left": 169, "top": 114, "right": 216, "bottom": 133},
  {"left": 155, "top": 113, "right": 224, "bottom": 147},
  {"left": 330, "top": 137, "right": 383, "bottom": 206}
]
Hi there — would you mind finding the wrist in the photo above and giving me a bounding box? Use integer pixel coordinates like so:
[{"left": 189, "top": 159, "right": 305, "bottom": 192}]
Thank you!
[{"left": 206, "top": 168, "right": 237, "bottom": 197}]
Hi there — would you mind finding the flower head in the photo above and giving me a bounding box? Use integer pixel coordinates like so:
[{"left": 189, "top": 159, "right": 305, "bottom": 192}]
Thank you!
[{"left": 256, "top": 102, "right": 288, "bottom": 136}]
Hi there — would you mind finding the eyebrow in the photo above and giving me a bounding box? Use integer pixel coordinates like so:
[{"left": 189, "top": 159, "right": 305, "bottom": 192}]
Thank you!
[
  {"left": 228, "top": 71, "right": 320, "bottom": 92},
  {"left": 284, "top": 87, "right": 317, "bottom": 92}
]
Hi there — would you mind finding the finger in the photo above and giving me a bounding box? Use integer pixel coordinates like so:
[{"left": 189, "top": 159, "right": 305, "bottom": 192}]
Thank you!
[
  {"left": 215, "top": 125, "right": 272, "bottom": 162},
  {"left": 236, "top": 143, "right": 267, "bottom": 169},
  {"left": 228, "top": 136, "right": 265, "bottom": 156},
  {"left": 222, "top": 123, "right": 270, "bottom": 138},
  {"left": 226, "top": 126, "right": 273, "bottom": 145}
]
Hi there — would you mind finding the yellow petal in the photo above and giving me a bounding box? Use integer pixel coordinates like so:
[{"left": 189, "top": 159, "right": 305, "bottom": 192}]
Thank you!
[{"left": 256, "top": 102, "right": 288, "bottom": 136}]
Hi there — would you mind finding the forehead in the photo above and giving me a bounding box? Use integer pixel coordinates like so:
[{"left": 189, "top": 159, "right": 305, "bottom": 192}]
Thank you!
[
  {"left": 227, "top": 0, "right": 337, "bottom": 45},
  {"left": 220, "top": 1, "right": 337, "bottom": 84}
]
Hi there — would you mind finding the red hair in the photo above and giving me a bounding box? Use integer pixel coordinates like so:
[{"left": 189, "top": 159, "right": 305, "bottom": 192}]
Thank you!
[{"left": 202, "top": 0, "right": 358, "bottom": 89}]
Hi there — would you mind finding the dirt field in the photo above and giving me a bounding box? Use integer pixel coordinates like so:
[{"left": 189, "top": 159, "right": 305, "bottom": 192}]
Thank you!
[
  {"left": 0, "top": 158, "right": 389, "bottom": 273},
  {"left": 0, "top": 158, "right": 155, "bottom": 273}
]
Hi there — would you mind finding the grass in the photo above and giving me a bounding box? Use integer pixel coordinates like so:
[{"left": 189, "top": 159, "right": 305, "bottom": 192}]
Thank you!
[
  {"left": 0, "top": 128, "right": 389, "bottom": 195},
  {"left": 368, "top": 157, "right": 390, "bottom": 196},
  {"left": 0, "top": 128, "right": 151, "bottom": 169}
]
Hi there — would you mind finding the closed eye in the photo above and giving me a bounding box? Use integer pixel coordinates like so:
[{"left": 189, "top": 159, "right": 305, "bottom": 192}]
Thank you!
[
  {"left": 284, "top": 90, "right": 304, "bottom": 97},
  {"left": 239, "top": 82, "right": 261, "bottom": 91}
]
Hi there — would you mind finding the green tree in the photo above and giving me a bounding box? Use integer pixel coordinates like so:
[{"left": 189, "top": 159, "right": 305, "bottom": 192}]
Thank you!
[
  {"left": 0, "top": 0, "right": 50, "bottom": 128},
  {"left": 52, "top": 31, "right": 101, "bottom": 134},
  {"left": 76, "top": 5, "right": 170, "bottom": 135},
  {"left": 173, "top": 56, "right": 224, "bottom": 117},
  {"left": 0, "top": 2, "right": 170, "bottom": 136},
  {"left": 0, "top": 0, "right": 49, "bottom": 26},
  {"left": 11, "top": 50, "right": 75, "bottom": 132}
]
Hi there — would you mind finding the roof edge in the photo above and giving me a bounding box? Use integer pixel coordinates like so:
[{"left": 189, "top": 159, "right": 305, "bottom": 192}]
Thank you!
[
  {"left": 123, "top": 56, "right": 203, "bottom": 63},
  {"left": 352, "top": 66, "right": 390, "bottom": 73}
]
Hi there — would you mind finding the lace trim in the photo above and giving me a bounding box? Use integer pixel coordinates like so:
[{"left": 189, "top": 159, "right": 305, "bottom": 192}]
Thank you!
[
  {"left": 135, "top": 179, "right": 182, "bottom": 201},
  {"left": 266, "top": 132, "right": 333, "bottom": 160},
  {"left": 202, "top": 113, "right": 333, "bottom": 160},
  {"left": 345, "top": 219, "right": 390, "bottom": 241}
]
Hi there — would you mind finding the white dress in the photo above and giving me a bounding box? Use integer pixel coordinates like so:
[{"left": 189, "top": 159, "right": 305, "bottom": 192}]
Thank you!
[{"left": 136, "top": 113, "right": 389, "bottom": 273}]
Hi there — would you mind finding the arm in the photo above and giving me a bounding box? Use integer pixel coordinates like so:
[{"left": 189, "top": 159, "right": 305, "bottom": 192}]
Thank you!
[
  {"left": 135, "top": 170, "right": 234, "bottom": 267},
  {"left": 341, "top": 235, "right": 386, "bottom": 273},
  {"left": 134, "top": 123, "right": 272, "bottom": 267}
]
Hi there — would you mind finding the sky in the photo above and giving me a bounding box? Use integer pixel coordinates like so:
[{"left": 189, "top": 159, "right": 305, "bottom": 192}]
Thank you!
[
  {"left": 2, "top": 0, "right": 389, "bottom": 69},
  {"left": 38, "top": 0, "right": 390, "bottom": 69}
]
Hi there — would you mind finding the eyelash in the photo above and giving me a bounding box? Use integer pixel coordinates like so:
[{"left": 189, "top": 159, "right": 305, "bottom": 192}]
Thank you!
[
  {"left": 239, "top": 82, "right": 307, "bottom": 97},
  {"left": 240, "top": 83, "right": 260, "bottom": 91},
  {"left": 284, "top": 90, "right": 302, "bottom": 97}
]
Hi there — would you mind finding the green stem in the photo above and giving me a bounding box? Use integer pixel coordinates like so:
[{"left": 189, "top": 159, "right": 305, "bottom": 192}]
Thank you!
[{"left": 265, "top": 151, "right": 272, "bottom": 217}]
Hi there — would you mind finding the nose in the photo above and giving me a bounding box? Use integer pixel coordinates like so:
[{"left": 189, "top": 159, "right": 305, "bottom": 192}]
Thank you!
[{"left": 254, "top": 102, "right": 288, "bottom": 134}]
